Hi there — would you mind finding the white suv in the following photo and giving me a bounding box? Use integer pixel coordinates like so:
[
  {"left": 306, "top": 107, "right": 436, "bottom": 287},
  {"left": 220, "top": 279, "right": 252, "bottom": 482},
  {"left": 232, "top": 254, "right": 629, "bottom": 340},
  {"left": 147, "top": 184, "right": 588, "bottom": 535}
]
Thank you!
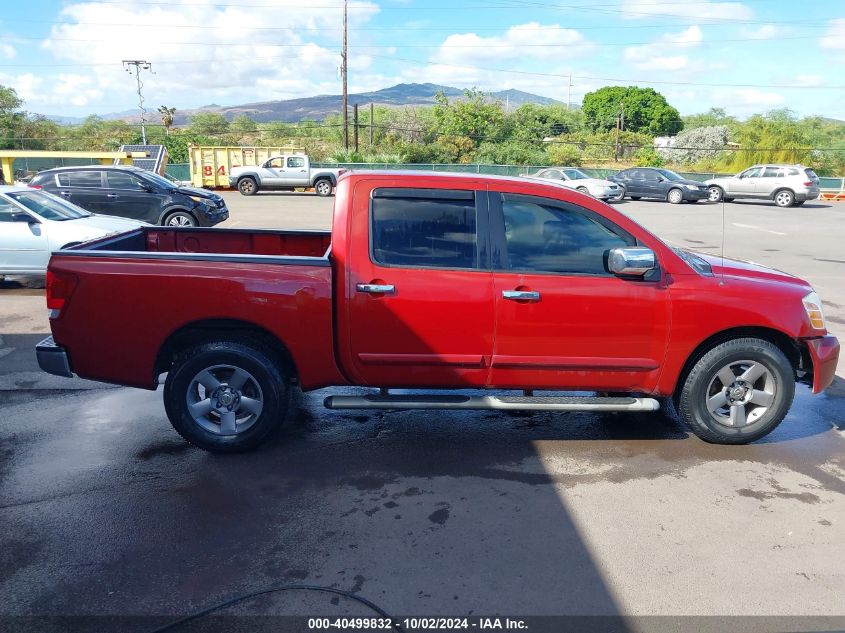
[{"left": 706, "top": 164, "right": 820, "bottom": 207}]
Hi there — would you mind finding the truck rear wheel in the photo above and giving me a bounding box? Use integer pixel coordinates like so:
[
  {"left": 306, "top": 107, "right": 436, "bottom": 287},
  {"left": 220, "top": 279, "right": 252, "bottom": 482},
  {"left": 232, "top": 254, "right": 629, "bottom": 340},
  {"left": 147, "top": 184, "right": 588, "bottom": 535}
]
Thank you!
[
  {"left": 314, "top": 178, "right": 333, "bottom": 197},
  {"left": 677, "top": 338, "right": 794, "bottom": 444},
  {"left": 163, "top": 341, "right": 289, "bottom": 452},
  {"left": 238, "top": 177, "right": 258, "bottom": 196}
]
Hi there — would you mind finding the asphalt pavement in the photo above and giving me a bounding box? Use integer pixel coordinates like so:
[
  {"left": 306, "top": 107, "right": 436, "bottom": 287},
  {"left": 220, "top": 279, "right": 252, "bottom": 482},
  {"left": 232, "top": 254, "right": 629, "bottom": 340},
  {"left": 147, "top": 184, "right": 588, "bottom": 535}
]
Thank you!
[{"left": 1, "top": 192, "right": 844, "bottom": 631}]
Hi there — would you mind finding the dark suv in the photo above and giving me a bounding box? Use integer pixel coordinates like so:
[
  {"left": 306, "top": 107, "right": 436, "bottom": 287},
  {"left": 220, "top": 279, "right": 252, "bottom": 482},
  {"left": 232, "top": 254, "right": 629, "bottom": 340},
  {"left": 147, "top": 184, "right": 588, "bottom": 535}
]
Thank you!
[
  {"left": 29, "top": 166, "right": 229, "bottom": 227},
  {"left": 609, "top": 167, "right": 710, "bottom": 204}
]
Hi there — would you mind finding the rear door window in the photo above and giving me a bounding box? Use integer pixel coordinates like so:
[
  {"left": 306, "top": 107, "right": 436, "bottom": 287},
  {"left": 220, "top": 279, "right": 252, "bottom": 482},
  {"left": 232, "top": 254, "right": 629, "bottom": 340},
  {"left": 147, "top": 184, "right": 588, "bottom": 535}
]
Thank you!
[
  {"left": 57, "top": 171, "right": 103, "bottom": 188},
  {"left": 762, "top": 167, "right": 784, "bottom": 178},
  {"left": 371, "top": 189, "right": 478, "bottom": 270},
  {"left": 287, "top": 157, "right": 305, "bottom": 168}
]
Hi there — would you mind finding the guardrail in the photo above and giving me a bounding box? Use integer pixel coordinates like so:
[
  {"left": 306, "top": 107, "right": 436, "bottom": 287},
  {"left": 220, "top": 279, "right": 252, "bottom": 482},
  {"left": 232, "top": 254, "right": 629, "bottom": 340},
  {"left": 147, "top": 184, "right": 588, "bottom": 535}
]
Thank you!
[{"left": 163, "top": 163, "right": 845, "bottom": 193}]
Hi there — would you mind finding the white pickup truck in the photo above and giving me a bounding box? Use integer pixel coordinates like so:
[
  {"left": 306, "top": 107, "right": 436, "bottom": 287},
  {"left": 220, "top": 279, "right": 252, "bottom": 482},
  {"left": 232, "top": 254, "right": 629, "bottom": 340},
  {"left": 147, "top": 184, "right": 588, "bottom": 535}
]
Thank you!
[{"left": 229, "top": 154, "right": 344, "bottom": 197}]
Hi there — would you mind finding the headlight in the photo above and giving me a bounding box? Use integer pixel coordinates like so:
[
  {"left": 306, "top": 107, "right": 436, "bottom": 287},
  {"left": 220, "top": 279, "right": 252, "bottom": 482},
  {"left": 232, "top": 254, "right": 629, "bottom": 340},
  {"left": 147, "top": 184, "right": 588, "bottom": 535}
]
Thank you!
[
  {"left": 802, "top": 291, "right": 826, "bottom": 330},
  {"left": 684, "top": 184, "right": 698, "bottom": 190},
  {"left": 189, "top": 195, "right": 211, "bottom": 205}
]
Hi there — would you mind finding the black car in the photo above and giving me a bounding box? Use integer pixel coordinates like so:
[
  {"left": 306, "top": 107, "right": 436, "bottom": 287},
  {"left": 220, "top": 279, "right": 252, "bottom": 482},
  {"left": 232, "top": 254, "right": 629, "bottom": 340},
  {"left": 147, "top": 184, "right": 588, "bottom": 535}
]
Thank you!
[
  {"left": 29, "top": 166, "right": 229, "bottom": 227},
  {"left": 608, "top": 168, "right": 710, "bottom": 204}
]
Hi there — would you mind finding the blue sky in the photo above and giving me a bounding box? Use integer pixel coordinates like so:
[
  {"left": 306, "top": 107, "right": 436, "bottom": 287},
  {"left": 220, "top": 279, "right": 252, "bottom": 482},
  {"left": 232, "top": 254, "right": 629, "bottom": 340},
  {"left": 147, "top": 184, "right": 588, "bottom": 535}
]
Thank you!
[{"left": 1, "top": 0, "right": 844, "bottom": 120}]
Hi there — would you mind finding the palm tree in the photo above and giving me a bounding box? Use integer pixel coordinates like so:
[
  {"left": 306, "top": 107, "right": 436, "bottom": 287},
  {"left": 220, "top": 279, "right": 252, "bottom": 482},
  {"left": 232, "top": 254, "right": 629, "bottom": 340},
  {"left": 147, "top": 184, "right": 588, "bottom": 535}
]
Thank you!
[{"left": 158, "top": 106, "right": 176, "bottom": 134}]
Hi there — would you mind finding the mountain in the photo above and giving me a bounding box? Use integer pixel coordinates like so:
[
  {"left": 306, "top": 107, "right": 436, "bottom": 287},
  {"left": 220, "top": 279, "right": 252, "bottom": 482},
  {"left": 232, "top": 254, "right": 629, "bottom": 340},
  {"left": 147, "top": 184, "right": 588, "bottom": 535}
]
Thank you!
[{"left": 161, "top": 83, "right": 561, "bottom": 125}]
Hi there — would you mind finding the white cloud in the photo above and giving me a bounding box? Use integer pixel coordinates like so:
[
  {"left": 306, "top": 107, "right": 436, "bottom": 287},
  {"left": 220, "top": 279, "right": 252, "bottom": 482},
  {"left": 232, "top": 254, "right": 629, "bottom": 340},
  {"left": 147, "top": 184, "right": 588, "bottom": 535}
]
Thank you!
[
  {"left": 729, "top": 88, "right": 785, "bottom": 107},
  {"left": 739, "top": 25, "right": 782, "bottom": 40},
  {"left": 1, "top": 44, "right": 15, "bottom": 59},
  {"left": 794, "top": 74, "right": 824, "bottom": 88},
  {"left": 620, "top": 0, "right": 753, "bottom": 21},
  {"left": 431, "top": 22, "right": 594, "bottom": 67},
  {"left": 820, "top": 18, "right": 845, "bottom": 50},
  {"left": 32, "top": 0, "right": 379, "bottom": 112},
  {"left": 623, "top": 25, "right": 702, "bottom": 71}
]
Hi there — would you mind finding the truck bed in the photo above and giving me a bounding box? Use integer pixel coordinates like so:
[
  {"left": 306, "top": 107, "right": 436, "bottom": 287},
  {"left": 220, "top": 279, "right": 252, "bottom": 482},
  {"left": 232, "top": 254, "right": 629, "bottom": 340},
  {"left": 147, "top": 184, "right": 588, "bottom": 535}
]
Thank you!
[
  {"left": 47, "top": 226, "right": 342, "bottom": 391},
  {"left": 67, "top": 226, "right": 332, "bottom": 262}
]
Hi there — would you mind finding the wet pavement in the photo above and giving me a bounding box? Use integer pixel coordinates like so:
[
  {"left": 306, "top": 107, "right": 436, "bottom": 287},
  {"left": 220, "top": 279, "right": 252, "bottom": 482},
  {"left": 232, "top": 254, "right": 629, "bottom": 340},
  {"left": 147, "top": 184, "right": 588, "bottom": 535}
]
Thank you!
[{"left": 2, "top": 198, "right": 845, "bottom": 630}]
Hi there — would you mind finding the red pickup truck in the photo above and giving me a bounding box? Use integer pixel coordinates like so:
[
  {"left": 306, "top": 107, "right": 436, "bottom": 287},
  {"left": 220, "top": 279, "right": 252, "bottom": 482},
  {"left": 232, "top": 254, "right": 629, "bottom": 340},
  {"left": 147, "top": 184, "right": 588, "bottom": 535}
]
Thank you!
[{"left": 37, "top": 172, "right": 839, "bottom": 452}]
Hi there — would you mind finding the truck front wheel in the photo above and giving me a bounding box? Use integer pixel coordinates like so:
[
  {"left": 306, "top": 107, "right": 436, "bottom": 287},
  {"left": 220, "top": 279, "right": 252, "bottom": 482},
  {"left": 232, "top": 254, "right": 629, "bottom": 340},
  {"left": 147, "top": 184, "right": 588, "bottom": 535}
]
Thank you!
[
  {"left": 238, "top": 177, "right": 259, "bottom": 196},
  {"left": 163, "top": 341, "right": 289, "bottom": 452},
  {"left": 314, "top": 178, "right": 333, "bottom": 197},
  {"left": 677, "top": 338, "right": 794, "bottom": 444}
]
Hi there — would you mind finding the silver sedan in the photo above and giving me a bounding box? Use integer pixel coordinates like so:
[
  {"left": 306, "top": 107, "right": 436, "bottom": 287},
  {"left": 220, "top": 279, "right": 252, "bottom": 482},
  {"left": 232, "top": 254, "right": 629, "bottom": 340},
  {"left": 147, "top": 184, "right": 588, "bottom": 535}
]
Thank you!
[
  {"left": 522, "top": 167, "right": 625, "bottom": 201},
  {"left": 0, "top": 185, "right": 145, "bottom": 279}
]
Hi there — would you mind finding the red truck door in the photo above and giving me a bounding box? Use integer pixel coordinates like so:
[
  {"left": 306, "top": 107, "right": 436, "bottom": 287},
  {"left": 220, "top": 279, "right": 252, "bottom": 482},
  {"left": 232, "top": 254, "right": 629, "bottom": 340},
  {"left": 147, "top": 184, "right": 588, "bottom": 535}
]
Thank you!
[
  {"left": 343, "top": 183, "right": 494, "bottom": 387},
  {"left": 486, "top": 189, "right": 670, "bottom": 392}
]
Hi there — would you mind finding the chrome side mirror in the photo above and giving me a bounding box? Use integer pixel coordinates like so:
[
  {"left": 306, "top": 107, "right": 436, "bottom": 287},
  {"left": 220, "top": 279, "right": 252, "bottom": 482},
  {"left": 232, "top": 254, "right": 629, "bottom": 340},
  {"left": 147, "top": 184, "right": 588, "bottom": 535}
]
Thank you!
[{"left": 608, "top": 247, "right": 655, "bottom": 276}]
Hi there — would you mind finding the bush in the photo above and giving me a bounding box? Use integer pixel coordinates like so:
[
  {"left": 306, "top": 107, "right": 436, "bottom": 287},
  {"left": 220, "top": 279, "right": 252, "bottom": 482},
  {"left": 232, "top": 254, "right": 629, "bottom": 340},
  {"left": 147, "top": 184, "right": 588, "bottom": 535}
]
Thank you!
[
  {"left": 547, "top": 143, "right": 582, "bottom": 166},
  {"left": 661, "top": 125, "right": 729, "bottom": 165},
  {"left": 634, "top": 147, "right": 664, "bottom": 167},
  {"left": 474, "top": 140, "right": 548, "bottom": 165}
]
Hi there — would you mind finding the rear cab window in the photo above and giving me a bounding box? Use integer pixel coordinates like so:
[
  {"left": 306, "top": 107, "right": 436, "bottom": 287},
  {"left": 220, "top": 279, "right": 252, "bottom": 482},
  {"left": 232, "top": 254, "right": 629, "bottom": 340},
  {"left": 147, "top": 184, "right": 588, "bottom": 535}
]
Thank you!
[{"left": 370, "top": 188, "right": 479, "bottom": 270}]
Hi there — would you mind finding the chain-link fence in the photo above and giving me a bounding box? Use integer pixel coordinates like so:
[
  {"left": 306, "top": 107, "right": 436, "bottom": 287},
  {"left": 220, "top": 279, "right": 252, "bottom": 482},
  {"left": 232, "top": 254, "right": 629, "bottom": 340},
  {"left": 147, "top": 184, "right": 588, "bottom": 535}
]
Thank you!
[{"left": 164, "top": 163, "right": 845, "bottom": 192}]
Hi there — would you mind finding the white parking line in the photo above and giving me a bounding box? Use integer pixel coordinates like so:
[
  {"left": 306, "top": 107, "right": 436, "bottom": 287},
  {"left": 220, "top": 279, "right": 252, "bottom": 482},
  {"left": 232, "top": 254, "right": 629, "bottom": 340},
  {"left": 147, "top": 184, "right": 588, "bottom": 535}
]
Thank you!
[{"left": 731, "top": 222, "right": 787, "bottom": 236}]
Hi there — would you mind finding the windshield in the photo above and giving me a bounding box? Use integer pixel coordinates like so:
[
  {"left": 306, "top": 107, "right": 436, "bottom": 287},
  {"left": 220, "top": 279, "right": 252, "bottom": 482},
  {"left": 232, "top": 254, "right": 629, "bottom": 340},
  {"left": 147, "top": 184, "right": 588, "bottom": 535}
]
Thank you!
[
  {"left": 562, "top": 169, "right": 589, "bottom": 180},
  {"left": 7, "top": 190, "right": 91, "bottom": 221},
  {"left": 141, "top": 171, "right": 177, "bottom": 189},
  {"left": 656, "top": 169, "right": 684, "bottom": 181}
]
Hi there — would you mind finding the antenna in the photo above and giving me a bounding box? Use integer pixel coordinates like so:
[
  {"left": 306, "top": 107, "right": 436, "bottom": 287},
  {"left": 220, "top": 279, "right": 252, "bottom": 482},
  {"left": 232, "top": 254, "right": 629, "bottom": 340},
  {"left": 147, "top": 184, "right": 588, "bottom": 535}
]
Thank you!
[
  {"left": 123, "top": 60, "right": 153, "bottom": 144},
  {"left": 720, "top": 197, "right": 726, "bottom": 283}
]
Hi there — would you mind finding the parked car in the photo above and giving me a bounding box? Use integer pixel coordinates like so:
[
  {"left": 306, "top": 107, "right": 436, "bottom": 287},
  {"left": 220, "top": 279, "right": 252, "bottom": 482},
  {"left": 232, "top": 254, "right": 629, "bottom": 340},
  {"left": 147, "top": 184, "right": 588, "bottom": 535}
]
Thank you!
[
  {"left": 229, "top": 154, "right": 344, "bottom": 196},
  {"left": 609, "top": 168, "right": 710, "bottom": 203},
  {"left": 0, "top": 185, "right": 145, "bottom": 279},
  {"left": 37, "top": 172, "right": 838, "bottom": 452},
  {"left": 521, "top": 167, "right": 625, "bottom": 201},
  {"left": 706, "top": 164, "right": 820, "bottom": 207},
  {"left": 29, "top": 165, "right": 229, "bottom": 227}
]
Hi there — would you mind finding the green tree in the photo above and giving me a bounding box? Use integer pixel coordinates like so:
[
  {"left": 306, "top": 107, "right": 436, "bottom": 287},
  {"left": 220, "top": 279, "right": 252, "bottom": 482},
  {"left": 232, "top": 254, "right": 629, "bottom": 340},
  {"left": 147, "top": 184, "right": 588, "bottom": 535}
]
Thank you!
[
  {"left": 582, "top": 86, "right": 682, "bottom": 136},
  {"left": 432, "top": 89, "right": 505, "bottom": 146},
  {"left": 188, "top": 112, "right": 229, "bottom": 136},
  {"left": 1, "top": 84, "right": 25, "bottom": 148},
  {"left": 547, "top": 143, "right": 582, "bottom": 166},
  {"left": 158, "top": 106, "right": 176, "bottom": 134},
  {"left": 230, "top": 114, "right": 257, "bottom": 134},
  {"left": 509, "top": 103, "right": 584, "bottom": 141}
]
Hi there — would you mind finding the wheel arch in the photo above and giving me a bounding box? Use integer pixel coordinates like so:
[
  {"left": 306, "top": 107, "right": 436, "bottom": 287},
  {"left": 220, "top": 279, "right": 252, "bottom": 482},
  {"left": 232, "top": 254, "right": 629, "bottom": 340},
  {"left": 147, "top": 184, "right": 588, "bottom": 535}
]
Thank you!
[
  {"left": 158, "top": 207, "right": 196, "bottom": 226},
  {"left": 672, "top": 326, "right": 800, "bottom": 399},
  {"left": 771, "top": 187, "right": 795, "bottom": 200},
  {"left": 313, "top": 173, "right": 336, "bottom": 186},
  {"left": 155, "top": 318, "right": 298, "bottom": 384}
]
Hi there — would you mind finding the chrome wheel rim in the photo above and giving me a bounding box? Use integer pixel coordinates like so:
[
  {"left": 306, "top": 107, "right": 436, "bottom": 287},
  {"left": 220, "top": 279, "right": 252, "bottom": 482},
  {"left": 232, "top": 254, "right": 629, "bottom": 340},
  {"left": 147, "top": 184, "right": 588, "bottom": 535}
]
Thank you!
[
  {"left": 240, "top": 180, "right": 254, "bottom": 194},
  {"left": 168, "top": 215, "right": 193, "bottom": 227},
  {"left": 708, "top": 187, "right": 721, "bottom": 202},
  {"left": 186, "top": 364, "right": 264, "bottom": 436},
  {"left": 668, "top": 189, "right": 682, "bottom": 203},
  {"left": 775, "top": 191, "right": 792, "bottom": 206},
  {"left": 316, "top": 181, "right": 331, "bottom": 195},
  {"left": 705, "top": 360, "right": 775, "bottom": 428}
]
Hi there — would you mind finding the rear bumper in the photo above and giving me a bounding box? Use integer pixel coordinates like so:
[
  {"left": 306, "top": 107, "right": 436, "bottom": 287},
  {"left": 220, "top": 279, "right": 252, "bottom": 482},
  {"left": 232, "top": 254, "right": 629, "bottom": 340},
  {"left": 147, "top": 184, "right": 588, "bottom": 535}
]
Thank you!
[
  {"left": 804, "top": 335, "right": 840, "bottom": 394},
  {"left": 795, "top": 191, "right": 820, "bottom": 202},
  {"left": 36, "top": 336, "right": 73, "bottom": 378}
]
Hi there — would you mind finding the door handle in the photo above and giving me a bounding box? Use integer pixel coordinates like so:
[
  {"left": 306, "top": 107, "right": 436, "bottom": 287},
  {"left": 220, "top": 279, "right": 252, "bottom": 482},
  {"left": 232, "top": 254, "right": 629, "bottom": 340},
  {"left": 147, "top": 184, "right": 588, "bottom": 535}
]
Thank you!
[
  {"left": 59, "top": 191, "right": 72, "bottom": 196},
  {"left": 502, "top": 290, "right": 541, "bottom": 302},
  {"left": 357, "top": 283, "right": 395, "bottom": 295},
  {"left": 106, "top": 193, "right": 118, "bottom": 198}
]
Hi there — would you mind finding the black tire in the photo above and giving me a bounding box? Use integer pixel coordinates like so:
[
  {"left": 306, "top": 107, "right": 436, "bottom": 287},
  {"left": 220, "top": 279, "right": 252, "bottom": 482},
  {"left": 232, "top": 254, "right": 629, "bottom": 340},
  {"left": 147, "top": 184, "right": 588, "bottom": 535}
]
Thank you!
[
  {"left": 723, "top": 198, "right": 734, "bottom": 203},
  {"left": 773, "top": 189, "right": 795, "bottom": 208},
  {"left": 238, "top": 177, "right": 259, "bottom": 196},
  {"left": 163, "top": 210, "right": 197, "bottom": 227},
  {"left": 677, "top": 338, "right": 794, "bottom": 444},
  {"left": 708, "top": 185, "right": 724, "bottom": 203},
  {"left": 163, "top": 341, "right": 289, "bottom": 453},
  {"left": 629, "top": 196, "right": 641, "bottom": 201},
  {"left": 313, "top": 178, "right": 333, "bottom": 197},
  {"left": 794, "top": 200, "right": 805, "bottom": 206},
  {"left": 667, "top": 188, "right": 684, "bottom": 204}
]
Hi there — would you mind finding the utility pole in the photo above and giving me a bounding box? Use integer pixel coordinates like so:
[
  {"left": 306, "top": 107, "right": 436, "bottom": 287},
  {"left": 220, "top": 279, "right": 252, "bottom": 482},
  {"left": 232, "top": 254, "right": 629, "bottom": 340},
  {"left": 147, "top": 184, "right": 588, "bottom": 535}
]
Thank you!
[
  {"left": 369, "top": 102, "right": 374, "bottom": 146},
  {"left": 353, "top": 103, "right": 359, "bottom": 152},
  {"left": 614, "top": 102, "right": 625, "bottom": 161},
  {"left": 341, "top": 0, "right": 348, "bottom": 149},
  {"left": 567, "top": 73, "right": 572, "bottom": 110},
  {"left": 123, "top": 60, "right": 152, "bottom": 144}
]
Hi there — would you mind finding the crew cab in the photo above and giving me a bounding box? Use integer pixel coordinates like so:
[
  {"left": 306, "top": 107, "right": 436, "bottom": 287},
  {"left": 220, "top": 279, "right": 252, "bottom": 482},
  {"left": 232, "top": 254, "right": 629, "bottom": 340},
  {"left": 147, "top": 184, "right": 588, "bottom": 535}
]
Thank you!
[
  {"left": 37, "top": 172, "right": 839, "bottom": 452},
  {"left": 229, "top": 154, "right": 343, "bottom": 197}
]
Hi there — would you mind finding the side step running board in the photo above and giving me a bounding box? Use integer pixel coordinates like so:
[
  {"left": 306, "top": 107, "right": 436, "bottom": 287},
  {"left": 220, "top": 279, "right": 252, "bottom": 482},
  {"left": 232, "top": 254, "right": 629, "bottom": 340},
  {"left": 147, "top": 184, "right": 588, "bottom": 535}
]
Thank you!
[{"left": 324, "top": 394, "right": 660, "bottom": 412}]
